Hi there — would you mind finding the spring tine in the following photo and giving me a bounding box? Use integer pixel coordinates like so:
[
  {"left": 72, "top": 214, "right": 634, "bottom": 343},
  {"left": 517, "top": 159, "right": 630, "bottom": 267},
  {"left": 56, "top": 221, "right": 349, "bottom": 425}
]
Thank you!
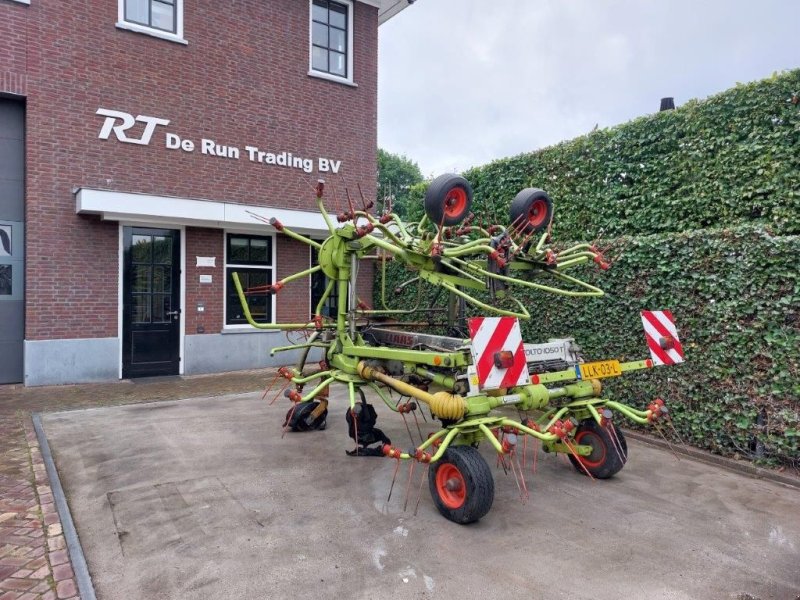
[
  {"left": 513, "top": 452, "right": 529, "bottom": 502},
  {"left": 653, "top": 421, "right": 681, "bottom": 461},
  {"left": 411, "top": 409, "right": 424, "bottom": 446},
  {"left": 522, "top": 435, "right": 528, "bottom": 470},
  {"left": 508, "top": 451, "right": 523, "bottom": 498},
  {"left": 419, "top": 405, "right": 428, "bottom": 423},
  {"left": 281, "top": 403, "right": 298, "bottom": 439},
  {"left": 413, "top": 463, "right": 430, "bottom": 516},
  {"left": 563, "top": 438, "right": 595, "bottom": 480},
  {"left": 403, "top": 461, "right": 415, "bottom": 512},
  {"left": 270, "top": 379, "right": 292, "bottom": 406},
  {"left": 340, "top": 175, "right": 357, "bottom": 217},
  {"left": 352, "top": 407, "right": 359, "bottom": 455},
  {"left": 665, "top": 417, "right": 686, "bottom": 446},
  {"left": 386, "top": 459, "right": 400, "bottom": 504},
  {"left": 605, "top": 423, "right": 626, "bottom": 464},
  {"left": 609, "top": 423, "right": 628, "bottom": 461},
  {"left": 532, "top": 438, "right": 539, "bottom": 474},
  {"left": 400, "top": 412, "right": 415, "bottom": 446},
  {"left": 498, "top": 453, "right": 509, "bottom": 476},
  {"left": 261, "top": 371, "right": 281, "bottom": 400}
]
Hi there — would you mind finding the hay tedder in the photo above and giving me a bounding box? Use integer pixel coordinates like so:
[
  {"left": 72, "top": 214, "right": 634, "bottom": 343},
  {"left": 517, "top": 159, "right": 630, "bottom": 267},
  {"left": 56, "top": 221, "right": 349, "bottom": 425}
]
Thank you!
[{"left": 233, "top": 174, "right": 685, "bottom": 524}]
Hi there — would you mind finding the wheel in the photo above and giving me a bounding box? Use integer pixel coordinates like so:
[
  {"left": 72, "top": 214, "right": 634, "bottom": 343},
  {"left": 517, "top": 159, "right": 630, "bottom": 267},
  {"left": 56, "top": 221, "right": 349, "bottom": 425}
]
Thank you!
[
  {"left": 428, "top": 446, "right": 494, "bottom": 524},
  {"left": 568, "top": 419, "right": 627, "bottom": 479},
  {"left": 509, "top": 188, "right": 553, "bottom": 234},
  {"left": 424, "top": 174, "right": 473, "bottom": 226},
  {"left": 284, "top": 401, "right": 327, "bottom": 431}
]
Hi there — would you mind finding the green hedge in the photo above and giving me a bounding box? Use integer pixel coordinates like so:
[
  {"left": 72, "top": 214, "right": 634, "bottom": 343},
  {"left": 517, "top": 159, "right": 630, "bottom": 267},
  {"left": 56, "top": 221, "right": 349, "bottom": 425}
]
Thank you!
[
  {"left": 376, "top": 72, "right": 800, "bottom": 467},
  {"left": 459, "top": 70, "right": 800, "bottom": 240},
  {"left": 375, "top": 225, "right": 799, "bottom": 466}
]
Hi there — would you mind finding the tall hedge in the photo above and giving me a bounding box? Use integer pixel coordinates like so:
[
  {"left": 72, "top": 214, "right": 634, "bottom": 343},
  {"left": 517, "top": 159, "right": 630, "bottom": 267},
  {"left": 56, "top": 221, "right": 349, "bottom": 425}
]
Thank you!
[
  {"left": 375, "top": 226, "right": 799, "bottom": 466},
  {"left": 461, "top": 70, "right": 800, "bottom": 239},
  {"left": 374, "top": 71, "right": 800, "bottom": 467}
]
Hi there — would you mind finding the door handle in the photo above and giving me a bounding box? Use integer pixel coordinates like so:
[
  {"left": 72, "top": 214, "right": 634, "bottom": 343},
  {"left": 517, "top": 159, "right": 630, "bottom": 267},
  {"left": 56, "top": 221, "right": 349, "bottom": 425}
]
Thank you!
[{"left": 166, "top": 309, "right": 181, "bottom": 319}]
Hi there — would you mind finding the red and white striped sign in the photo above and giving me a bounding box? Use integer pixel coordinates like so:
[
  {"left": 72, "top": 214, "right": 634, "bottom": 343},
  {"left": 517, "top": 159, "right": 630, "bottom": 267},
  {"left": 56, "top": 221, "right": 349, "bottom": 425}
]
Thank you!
[
  {"left": 467, "top": 317, "right": 530, "bottom": 390},
  {"left": 641, "top": 310, "right": 684, "bottom": 365}
]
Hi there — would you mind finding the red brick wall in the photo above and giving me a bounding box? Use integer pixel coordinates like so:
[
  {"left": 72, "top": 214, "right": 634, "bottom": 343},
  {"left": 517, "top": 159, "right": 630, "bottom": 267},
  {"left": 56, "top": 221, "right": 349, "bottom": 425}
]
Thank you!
[
  {"left": 185, "top": 227, "right": 224, "bottom": 335},
  {"left": 1, "top": 0, "right": 378, "bottom": 340}
]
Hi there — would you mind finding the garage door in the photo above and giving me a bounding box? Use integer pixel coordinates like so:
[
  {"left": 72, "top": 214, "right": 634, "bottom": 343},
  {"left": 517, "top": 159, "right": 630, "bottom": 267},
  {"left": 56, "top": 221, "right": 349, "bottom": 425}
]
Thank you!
[{"left": 0, "top": 98, "right": 25, "bottom": 384}]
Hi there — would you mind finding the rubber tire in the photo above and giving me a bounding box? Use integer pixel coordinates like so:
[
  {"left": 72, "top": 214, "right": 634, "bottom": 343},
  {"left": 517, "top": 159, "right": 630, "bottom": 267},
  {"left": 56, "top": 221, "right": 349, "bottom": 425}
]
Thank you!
[
  {"left": 568, "top": 419, "right": 627, "bottom": 479},
  {"left": 428, "top": 446, "right": 494, "bottom": 524},
  {"left": 424, "top": 174, "right": 473, "bottom": 226},
  {"left": 509, "top": 188, "right": 554, "bottom": 234}
]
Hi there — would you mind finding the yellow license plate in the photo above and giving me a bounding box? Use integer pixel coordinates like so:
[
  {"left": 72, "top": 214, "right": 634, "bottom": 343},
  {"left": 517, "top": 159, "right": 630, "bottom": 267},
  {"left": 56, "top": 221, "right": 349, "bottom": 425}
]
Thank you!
[{"left": 579, "top": 360, "right": 622, "bottom": 380}]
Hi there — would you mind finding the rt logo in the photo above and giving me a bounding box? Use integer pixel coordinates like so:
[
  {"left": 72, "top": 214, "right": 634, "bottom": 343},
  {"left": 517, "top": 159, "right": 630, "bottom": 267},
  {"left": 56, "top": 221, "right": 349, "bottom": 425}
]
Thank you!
[{"left": 96, "top": 108, "right": 170, "bottom": 146}]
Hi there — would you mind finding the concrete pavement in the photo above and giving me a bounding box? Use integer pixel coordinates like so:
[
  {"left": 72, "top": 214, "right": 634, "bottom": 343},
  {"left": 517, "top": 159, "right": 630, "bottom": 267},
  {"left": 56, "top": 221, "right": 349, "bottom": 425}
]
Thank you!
[
  {"left": 40, "top": 389, "right": 800, "bottom": 600},
  {"left": 0, "top": 369, "right": 273, "bottom": 600}
]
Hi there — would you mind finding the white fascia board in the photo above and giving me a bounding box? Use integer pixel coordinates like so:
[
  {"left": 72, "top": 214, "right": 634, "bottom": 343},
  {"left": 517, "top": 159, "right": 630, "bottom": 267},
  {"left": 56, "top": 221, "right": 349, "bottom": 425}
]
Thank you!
[
  {"left": 355, "top": 0, "right": 410, "bottom": 24},
  {"left": 376, "top": 0, "right": 411, "bottom": 24},
  {"left": 75, "top": 188, "right": 331, "bottom": 235}
]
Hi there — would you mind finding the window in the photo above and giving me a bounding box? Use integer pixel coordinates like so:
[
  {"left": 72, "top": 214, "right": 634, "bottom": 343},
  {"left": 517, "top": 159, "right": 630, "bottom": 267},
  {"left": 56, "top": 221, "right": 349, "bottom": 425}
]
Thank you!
[
  {"left": 117, "top": 0, "right": 185, "bottom": 44},
  {"left": 225, "top": 234, "right": 274, "bottom": 326},
  {"left": 310, "top": 0, "right": 354, "bottom": 84}
]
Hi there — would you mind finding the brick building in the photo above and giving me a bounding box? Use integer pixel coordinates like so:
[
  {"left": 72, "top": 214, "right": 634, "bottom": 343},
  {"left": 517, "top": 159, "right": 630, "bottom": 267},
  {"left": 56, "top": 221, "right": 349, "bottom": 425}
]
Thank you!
[{"left": 0, "top": 0, "right": 409, "bottom": 385}]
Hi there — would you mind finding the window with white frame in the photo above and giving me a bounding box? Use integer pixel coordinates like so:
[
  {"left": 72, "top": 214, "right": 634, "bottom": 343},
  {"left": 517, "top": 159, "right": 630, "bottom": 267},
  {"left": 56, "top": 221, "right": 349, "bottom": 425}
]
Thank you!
[
  {"left": 225, "top": 234, "right": 274, "bottom": 326},
  {"left": 310, "top": 0, "right": 354, "bottom": 83},
  {"left": 118, "top": 0, "right": 184, "bottom": 41}
]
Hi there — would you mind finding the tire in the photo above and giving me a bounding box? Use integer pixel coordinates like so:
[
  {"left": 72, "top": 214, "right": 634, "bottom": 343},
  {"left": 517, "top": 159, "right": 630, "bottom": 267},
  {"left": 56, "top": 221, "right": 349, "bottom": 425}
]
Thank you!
[
  {"left": 428, "top": 446, "right": 494, "bottom": 524},
  {"left": 284, "top": 401, "right": 327, "bottom": 432},
  {"left": 568, "top": 419, "right": 627, "bottom": 479},
  {"left": 509, "top": 188, "right": 553, "bottom": 234},
  {"left": 424, "top": 174, "right": 473, "bottom": 226}
]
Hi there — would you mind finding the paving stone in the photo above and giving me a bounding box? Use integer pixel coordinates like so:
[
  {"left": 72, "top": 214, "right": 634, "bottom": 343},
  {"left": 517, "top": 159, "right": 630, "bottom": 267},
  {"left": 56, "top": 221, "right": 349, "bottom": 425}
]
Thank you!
[
  {"left": 27, "top": 566, "right": 48, "bottom": 580},
  {"left": 45, "top": 525, "right": 61, "bottom": 538},
  {"left": 42, "top": 514, "right": 59, "bottom": 527},
  {"left": 47, "top": 551, "right": 67, "bottom": 567},
  {"left": 41, "top": 591, "right": 57, "bottom": 600},
  {"left": 51, "top": 564, "right": 72, "bottom": 583},
  {"left": 22, "top": 547, "right": 43, "bottom": 559},
  {"left": 46, "top": 537, "right": 64, "bottom": 552},
  {"left": 55, "top": 579, "right": 76, "bottom": 599},
  {"left": 6, "top": 572, "right": 29, "bottom": 581},
  {"left": 0, "top": 578, "right": 34, "bottom": 591},
  {"left": 30, "top": 582, "right": 50, "bottom": 594},
  {"left": 23, "top": 557, "right": 45, "bottom": 571},
  {"left": 0, "top": 591, "right": 19, "bottom": 600}
]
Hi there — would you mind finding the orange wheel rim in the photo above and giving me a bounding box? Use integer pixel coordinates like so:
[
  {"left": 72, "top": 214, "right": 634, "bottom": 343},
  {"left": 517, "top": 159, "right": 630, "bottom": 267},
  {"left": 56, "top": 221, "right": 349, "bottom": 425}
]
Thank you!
[
  {"left": 575, "top": 430, "right": 606, "bottom": 468},
  {"left": 435, "top": 463, "right": 466, "bottom": 509},
  {"left": 443, "top": 187, "right": 467, "bottom": 218},
  {"left": 527, "top": 198, "right": 549, "bottom": 227}
]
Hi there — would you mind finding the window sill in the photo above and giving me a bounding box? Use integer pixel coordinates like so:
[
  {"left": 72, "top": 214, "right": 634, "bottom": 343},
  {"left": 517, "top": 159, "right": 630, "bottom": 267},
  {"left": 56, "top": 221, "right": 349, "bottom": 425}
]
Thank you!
[
  {"left": 307, "top": 71, "right": 358, "bottom": 88},
  {"left": 220, "top": 327, "right": 279, "bottom": 335},
  {"left": 115, "top": 21, "right": 188, "bottom": 45}
]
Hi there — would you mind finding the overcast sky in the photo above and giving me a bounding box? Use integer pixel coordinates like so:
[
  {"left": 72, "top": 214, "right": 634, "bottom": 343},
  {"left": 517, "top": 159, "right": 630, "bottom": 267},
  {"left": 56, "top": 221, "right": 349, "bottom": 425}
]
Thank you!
[{"left": 377, "top": 0, "right": 800, "bottom": 177}]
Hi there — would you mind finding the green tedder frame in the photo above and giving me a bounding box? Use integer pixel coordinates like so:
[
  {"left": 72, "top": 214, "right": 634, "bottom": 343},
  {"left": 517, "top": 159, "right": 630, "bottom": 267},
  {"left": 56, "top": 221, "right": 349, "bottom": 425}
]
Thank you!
[{"left": 232, "top": 175, "right": 680, "bottom": 523}]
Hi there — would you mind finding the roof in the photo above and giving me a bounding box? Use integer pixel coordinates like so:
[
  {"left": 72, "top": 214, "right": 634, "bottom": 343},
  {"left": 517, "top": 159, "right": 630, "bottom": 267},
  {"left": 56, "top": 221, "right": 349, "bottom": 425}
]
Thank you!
[{"left": 365, "top": 0, "right": 414, "bottom": 25}]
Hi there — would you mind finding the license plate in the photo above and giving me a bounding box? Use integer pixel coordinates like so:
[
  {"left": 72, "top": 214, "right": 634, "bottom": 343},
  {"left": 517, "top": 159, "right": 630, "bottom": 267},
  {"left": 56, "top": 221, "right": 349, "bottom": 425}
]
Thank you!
[{"left": 579, "top": 360, "right": 622, "bottom": 380}]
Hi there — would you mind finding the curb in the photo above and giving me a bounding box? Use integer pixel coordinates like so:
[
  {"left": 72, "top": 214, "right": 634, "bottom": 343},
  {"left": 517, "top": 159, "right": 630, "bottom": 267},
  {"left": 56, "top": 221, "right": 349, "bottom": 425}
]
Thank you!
[
  {"left": 32, "top": 413, "right": 97, "bottom": 600},
  {"left": 623, "top": 429, "right": 800, "bottom": 490}
]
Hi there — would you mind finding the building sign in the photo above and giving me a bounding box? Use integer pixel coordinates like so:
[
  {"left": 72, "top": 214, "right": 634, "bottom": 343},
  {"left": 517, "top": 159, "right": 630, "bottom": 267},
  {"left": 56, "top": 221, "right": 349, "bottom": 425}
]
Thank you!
[{"left": 96, "top": 108, "right": 342, "bottom": 174}]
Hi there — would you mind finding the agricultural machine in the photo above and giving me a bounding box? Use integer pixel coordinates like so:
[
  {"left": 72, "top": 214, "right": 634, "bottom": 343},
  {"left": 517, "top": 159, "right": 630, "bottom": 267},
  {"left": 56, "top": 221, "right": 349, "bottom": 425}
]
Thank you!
[{"left": 232, "top": 174, "right": 684, "bottom": 524}]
